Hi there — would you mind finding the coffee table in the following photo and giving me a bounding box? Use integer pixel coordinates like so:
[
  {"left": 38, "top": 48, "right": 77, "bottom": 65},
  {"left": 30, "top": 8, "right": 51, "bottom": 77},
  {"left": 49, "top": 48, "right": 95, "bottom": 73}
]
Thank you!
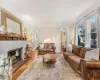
[{"left": 42, "top": 53, "right": 57, "bottom": 67}]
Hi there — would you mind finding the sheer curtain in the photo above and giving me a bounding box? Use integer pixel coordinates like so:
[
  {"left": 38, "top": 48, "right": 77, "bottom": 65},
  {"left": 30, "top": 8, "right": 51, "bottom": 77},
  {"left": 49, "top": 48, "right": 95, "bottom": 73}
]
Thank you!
[{"left": 32, "top": 31, "right": 38, "bottom": 50}]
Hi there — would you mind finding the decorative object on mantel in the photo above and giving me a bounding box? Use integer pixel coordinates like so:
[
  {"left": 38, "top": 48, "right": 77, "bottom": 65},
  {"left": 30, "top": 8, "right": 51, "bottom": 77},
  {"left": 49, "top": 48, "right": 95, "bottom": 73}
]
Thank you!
[
  {"left": 0, "top": 25, "right": 5, "bottom": 34},
  {"left": 0, "top": 28, "right": 4, "bottom": 34},
  {"left": 0, "top": 57, "right": 10, "bottom": 80},
  {"left": 1, "top": 25, "right": 5, "bottom": 30},
  {"left": 24, "top": 27, "right": 27, "bottom": 38},
  {"left": 8, "top": 28, "right": 11, "bottom": 33}
]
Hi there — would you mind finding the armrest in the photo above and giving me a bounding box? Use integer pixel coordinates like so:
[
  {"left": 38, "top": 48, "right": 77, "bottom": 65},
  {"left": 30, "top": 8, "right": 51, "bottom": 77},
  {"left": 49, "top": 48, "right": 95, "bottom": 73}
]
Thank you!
[
  {"left": 52, "top": 46, "right": 56, "bottom": 50},
  {"left": 81, "top": 59, "right": 100, "bottom": 69}
]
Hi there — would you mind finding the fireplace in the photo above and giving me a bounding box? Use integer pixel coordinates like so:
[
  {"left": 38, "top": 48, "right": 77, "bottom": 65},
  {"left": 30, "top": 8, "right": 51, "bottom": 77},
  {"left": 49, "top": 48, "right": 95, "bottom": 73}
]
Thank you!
[
  {"left": 7, "top": 47, "right": 29, "bottom": 74},
  {"left": 8, "top": 47, "right": 23, "bottom": 65}
]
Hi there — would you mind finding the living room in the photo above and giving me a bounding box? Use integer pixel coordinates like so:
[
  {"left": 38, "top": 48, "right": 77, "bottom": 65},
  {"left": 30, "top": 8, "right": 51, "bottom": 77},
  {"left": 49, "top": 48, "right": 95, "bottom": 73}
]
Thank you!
[{"left": 0, "top": 0, "right": 100, "bottom": 80}]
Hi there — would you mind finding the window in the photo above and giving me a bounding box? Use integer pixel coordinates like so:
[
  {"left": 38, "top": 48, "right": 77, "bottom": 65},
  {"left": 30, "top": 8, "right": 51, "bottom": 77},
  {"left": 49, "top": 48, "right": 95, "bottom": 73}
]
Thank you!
[
  {"left": 86, "top": 16, "right": 97, "bottom": 48},
  {"left": 77, "top": 21, "right": 85, "bottom": 47}
]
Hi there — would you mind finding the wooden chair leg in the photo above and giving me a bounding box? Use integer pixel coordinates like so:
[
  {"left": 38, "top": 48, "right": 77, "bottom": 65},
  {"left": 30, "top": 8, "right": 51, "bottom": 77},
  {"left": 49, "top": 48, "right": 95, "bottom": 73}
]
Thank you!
[
  {"left": 43, "top": 63, "right": 44, "bottom": 66},
  {"left": 43, "top": 59, "right": 44, "bottom": 66}
]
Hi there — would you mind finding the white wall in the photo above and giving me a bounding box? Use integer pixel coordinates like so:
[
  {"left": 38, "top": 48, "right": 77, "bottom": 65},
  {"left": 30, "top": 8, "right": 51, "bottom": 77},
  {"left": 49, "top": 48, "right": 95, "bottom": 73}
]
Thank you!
[
  {"left": 33, "top": 27, "right": 58, "bottom": 42},
  {"left": 0, "top": 8, "right": 1, "bottom": 26},
  {"left": 33, "top": 27, "right": 61, "bottom": 53},
  {"left": 76, "top": 2, "right": 100, "bottom": 21},
  {"left": 69, "top": 25, "right": 75, "bottom": 44}
]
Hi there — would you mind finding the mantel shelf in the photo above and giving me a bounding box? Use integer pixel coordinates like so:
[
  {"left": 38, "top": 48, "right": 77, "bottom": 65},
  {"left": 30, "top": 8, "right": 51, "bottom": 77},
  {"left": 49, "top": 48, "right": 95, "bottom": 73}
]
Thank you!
[{"left": 0, "top": 34, "right": 27, "bottom": 41}]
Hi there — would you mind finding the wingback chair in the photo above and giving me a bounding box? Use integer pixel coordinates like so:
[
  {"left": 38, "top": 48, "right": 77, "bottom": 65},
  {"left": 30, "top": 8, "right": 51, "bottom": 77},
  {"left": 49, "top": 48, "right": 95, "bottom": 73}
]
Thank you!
[{"left": 39, "top": 43, "right": 56, "bottom": 55}]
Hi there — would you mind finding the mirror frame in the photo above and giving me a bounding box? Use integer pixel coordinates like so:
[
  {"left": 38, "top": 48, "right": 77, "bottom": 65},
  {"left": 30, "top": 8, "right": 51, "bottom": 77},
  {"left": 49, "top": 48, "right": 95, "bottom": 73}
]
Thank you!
[{"left": 1, "top": 9, "right": 22, "bottom": 36}]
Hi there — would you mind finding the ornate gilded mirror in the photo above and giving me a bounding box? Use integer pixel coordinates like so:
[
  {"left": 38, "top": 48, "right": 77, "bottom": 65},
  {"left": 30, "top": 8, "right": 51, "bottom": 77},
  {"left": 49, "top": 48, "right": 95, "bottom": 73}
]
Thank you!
[{"left": 1, "top": 9, "right": 22, "bottom": 36}]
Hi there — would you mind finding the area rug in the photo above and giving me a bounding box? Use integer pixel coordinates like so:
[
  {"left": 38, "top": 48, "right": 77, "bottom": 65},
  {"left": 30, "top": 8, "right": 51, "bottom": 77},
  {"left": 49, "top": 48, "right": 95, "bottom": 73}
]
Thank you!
[{"left": 17, "top": 54, "right": 82, "bottom": 80}]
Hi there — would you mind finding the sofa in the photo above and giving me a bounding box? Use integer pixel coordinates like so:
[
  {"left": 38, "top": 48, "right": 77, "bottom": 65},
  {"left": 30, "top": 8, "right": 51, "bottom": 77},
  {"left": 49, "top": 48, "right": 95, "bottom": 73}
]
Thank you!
[
  {"left": 39, "top": 43, "right": 56, "bottom": 55},
  {"left": 63, "top": 44, "right": 100, "bottom": 80}
]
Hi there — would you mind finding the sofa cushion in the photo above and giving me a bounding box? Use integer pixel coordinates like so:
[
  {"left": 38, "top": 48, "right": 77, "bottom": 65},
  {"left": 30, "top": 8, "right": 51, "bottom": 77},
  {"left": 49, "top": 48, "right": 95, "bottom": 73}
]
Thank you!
[
  {"left": 46, "top": 49, "right": 53, "bottom": 52},
  {"left": 63, "top": 52, "right": 76, "bottom": 61},
  {"left": 40, "top": 48, "right": 46, "bottom": 52},
  {"left": 64, "top": 52, "right": 75, "bottom": 56},
  {"left": 72, "top": 45, "right": 83, "bottom": 56},
  {"left": 44, "top": 43, "right": 48, "bottom": 49},
  {"left": 68, "top": 56, "right": 82, "bottom": 69},
  {"left": 47, "top": 44, "right": 52, "bottom": 49},
  {"left": 68, "top": 56, "right": 82, "bottom": 63},
  {"left": 79, "top": 48, "right": 87, "bottom": 58}
]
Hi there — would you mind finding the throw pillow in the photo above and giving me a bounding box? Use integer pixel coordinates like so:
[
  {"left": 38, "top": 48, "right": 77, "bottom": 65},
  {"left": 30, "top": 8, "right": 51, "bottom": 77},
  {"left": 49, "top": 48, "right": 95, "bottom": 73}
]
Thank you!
[
  {"left": 85, "top": 48, "right": 99, "bottom": 61},
  {"left": 79, "top": 48, "right": 93, "bottom": 58},
  {"left": 66, "top": 44, "right": 72, "bottom": 52},
  {"left": 48, "top": 44, "right": 52, "bottom": 49},
  {"left": 39, "top": 43, "right": 44, "bottom": 49},
  {"left": 79, "top": 48, "right": 87, "bottom": 58}
]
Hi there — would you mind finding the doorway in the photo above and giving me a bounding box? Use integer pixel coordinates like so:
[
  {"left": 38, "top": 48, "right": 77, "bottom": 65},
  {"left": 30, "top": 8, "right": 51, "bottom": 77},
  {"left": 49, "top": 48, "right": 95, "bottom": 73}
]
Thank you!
[{"left": 60, "top": 27, "right": 68, "bottom": 49}]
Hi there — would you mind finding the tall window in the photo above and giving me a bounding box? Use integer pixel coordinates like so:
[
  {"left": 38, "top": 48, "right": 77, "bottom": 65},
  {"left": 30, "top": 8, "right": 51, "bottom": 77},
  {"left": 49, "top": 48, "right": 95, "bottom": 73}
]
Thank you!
[
  {"left": 87, "top": 16, "right": 97, "bottom": 48},
  {"left": 77, "top": 22, "right": 85, "bottom": 47}
]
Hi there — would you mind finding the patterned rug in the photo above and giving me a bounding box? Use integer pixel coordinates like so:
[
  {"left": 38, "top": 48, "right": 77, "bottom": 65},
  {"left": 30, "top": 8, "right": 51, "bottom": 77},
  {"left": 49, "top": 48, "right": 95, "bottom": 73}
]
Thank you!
[{"left": 17, "top": 54, "right": 82, "bottom": 80}]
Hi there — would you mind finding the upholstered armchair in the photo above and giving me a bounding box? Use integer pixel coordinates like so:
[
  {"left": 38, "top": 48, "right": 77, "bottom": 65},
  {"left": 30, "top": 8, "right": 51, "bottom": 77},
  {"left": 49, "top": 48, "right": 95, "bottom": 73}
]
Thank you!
[
  {"left": 39, "top": 43, "right": 56, "bottom": 55},
  {"left": 80, "top": 59, "right": 100, "bottom": 80}
]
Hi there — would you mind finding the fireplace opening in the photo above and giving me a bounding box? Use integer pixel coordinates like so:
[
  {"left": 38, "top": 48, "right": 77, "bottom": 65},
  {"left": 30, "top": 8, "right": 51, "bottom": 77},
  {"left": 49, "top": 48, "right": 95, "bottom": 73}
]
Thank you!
[
  {"left": 7, "top": 47, "right": 29, "bottom": 74},
  {"left": 8, "top": 47, "right": 23, "bottom": 65}
]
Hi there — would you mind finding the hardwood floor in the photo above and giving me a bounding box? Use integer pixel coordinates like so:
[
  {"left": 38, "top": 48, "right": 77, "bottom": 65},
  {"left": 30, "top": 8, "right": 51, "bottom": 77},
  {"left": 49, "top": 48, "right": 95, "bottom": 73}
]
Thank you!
[{"left": 11, "top": 49, "right": 39, "bottom": 80}]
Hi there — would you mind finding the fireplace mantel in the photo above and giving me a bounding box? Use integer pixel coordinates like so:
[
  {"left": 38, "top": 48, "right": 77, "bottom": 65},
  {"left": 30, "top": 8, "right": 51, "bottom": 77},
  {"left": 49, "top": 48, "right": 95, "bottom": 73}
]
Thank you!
[{"left": 0, "top": 34, "right": 27, "bottom": 40}]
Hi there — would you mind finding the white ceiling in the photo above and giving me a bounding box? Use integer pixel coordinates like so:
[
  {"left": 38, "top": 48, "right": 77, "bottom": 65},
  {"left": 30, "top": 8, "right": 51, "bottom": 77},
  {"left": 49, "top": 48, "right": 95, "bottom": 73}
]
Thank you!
[{"left": 0, "top": 0, "right": 99, "bottom": 27}]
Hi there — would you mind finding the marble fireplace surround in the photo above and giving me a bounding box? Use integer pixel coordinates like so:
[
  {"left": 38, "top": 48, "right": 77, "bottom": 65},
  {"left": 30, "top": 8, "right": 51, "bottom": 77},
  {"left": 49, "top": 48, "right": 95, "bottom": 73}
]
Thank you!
[{"left": 0, "top": 41, "right": 27, "bottom": 60}]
